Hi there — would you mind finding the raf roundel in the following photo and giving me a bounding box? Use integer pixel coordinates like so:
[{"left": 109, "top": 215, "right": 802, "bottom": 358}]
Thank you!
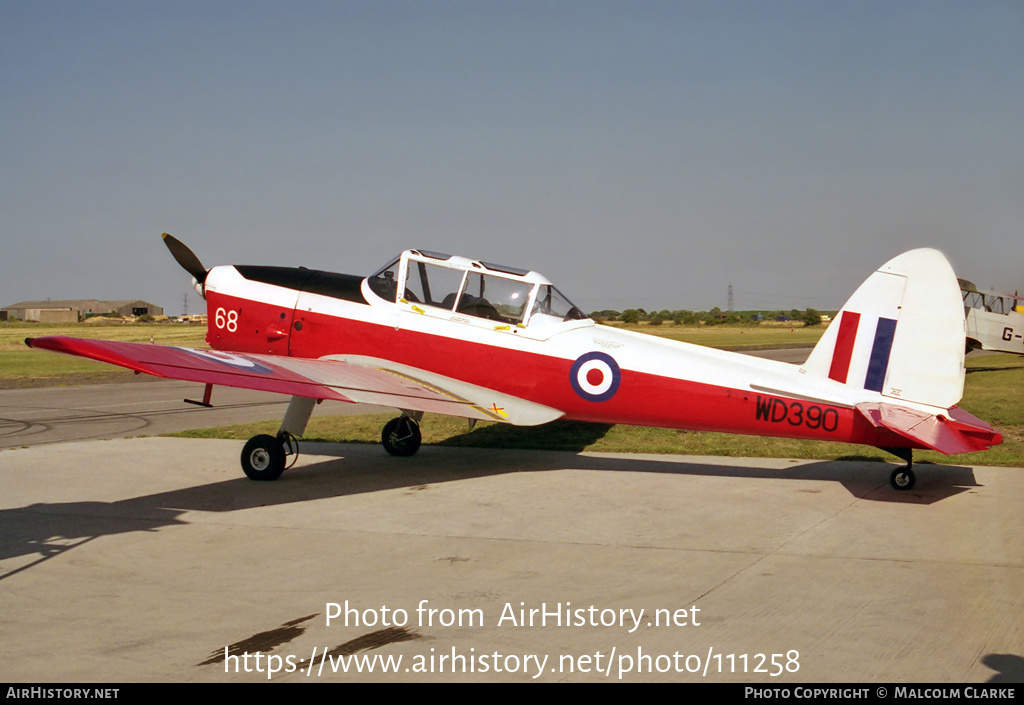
[
  {"left": 180, "top": 348, "right": 276, "bottom": 375},
  {"left": 570, "top": 351, "right": 621, "bottom": 402}
]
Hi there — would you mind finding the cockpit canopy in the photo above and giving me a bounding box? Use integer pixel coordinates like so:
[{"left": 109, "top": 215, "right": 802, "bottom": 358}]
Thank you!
[{"left": 368, "top": 249, "right": 588, "bottom": 327}]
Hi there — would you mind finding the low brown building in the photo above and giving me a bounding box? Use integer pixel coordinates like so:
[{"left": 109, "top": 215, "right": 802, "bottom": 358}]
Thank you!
[{"left": 2, "top": 299, "right": 164, "bottom": 322}]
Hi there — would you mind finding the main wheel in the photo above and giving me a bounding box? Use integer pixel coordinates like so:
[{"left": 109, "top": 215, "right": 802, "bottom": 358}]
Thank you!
[
  {"left": 890, "top": 465, "right": 916, "bottom": 491},
  {"left": 382, "top": 417, "right": 422, "bottom": 457},
  {"left": 241, "top": 434, "right": 286, "bottom": 481}
]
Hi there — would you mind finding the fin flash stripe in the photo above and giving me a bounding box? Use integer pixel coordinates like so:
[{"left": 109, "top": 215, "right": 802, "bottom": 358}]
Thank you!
[
  {"left": 828, "top": 311, "right": 860, "bottom": 384},
  {"left": 864, "top": 318, "right": 898, "bottom": 393}
]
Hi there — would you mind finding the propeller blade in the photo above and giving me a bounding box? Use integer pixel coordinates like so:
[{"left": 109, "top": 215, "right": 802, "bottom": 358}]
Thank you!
[{"left": 161, "top": 233, "right": 208, "bottom": 283}]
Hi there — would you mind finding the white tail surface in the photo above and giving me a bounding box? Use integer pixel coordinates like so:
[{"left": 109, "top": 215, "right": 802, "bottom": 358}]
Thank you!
[{"left": 803, "top": 249, "right": 966, "bottom": 409}]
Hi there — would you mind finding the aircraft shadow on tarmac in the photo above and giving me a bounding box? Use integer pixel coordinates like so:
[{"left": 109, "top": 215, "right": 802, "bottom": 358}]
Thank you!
[{"left": 0, "top": 441, "right": 980, "bottom": 577}]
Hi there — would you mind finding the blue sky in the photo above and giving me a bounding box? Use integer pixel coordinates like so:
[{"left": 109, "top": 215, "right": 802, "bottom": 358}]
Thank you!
[{"left": 3, "top": 1, "right": 1021, "bottom": 314}]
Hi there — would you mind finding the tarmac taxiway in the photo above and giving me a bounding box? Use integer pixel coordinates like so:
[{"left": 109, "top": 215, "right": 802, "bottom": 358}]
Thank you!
[{"left": 1, "top": 436, "right": 1021, "bottom": 682}]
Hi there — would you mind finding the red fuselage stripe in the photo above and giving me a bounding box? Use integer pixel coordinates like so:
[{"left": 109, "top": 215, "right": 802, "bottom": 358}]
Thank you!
[{"left": 206, "top": 289, "right": 917, "bottom": 450}]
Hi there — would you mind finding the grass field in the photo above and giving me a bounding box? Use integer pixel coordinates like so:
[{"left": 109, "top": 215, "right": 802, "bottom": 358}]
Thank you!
[
  {"left": 601, "top": 320, "right": 826, "bottom": 350},
  {"left": 0, "top": 321, "right": 208, "bottom": 385}
]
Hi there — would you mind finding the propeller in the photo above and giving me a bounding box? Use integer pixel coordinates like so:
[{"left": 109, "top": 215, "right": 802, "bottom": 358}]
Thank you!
[
  {"left": 161, "top": 233, "right": 209, "bottom": 297},
  {"left": 162, "top": 232, "right": 207, "bottom": 281}
]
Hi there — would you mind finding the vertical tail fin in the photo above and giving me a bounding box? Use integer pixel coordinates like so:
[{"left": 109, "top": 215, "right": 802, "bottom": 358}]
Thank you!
[{"left": 803, "top": 249, "right": 966, "bottom": 409}]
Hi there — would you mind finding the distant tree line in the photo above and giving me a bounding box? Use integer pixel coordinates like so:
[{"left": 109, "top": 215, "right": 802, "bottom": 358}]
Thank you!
[{"left": 589, "top": 308, "right": 826, "bottom": 327}]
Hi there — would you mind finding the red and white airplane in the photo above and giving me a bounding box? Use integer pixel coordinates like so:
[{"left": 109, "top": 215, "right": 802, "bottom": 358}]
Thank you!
[{"left": 27, "top": 234, "right": 1002, "bottom": 490}]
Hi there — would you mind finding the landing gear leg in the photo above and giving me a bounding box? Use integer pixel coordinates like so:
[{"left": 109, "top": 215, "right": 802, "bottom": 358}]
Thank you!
[
  {"left": 382, "top": 413, "right": 422, "bottom": 457},
  {"left": 240, "top": 396, "right": 318, "bottom": 481},
  {"left": 884, "top": 448, "right": 916, "bottom": 491}
]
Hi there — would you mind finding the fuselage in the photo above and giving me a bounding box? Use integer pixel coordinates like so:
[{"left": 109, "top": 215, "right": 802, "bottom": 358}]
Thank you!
[{"left": 201, "top": 253, "right": 918, "bottom": 451}]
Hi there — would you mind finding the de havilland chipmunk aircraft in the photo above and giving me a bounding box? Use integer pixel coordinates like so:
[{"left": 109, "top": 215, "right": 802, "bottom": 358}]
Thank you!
[{"left": 26, "top": 235, "right": 1002, "bottom": 490}]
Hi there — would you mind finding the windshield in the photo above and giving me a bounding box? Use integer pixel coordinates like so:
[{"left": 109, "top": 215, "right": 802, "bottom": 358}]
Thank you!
[{"left": 368, "top": 258, "right": 401, "bottom": 301}]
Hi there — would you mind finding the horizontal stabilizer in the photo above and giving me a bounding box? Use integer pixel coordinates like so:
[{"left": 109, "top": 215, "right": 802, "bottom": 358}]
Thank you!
[{"left": 856, "top": 402, "right": 1002, "bottom": 455}]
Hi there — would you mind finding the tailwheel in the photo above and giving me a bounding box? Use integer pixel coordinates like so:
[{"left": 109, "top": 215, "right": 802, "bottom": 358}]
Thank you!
[
  {"left": 883, "top": 448, "right": 915, "bottom": 491},
  {"left": 890, "top": 464, "right": 916, "bottom": 491},
  {"left": 241, "top": 433, "right": 288, "bottom": 481},
  {"left": 382, "top": 416, "right": 422, "bottom": 457}
]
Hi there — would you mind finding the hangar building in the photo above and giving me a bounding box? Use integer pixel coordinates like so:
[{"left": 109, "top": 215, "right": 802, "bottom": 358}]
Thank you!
[{"left": 1, "top": 299, "right": 164, "bottom": 323}]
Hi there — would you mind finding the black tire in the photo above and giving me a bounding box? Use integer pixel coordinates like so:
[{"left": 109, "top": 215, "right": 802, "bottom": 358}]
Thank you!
[
  {"left": 382, "top": 417, "right": 422, "bottom": 457},
  {"left": 241, "top": 434, "right": 286, "bottom": 481},
  {"left": 890, "top": 466, "right": 916, "bottom": 491}
]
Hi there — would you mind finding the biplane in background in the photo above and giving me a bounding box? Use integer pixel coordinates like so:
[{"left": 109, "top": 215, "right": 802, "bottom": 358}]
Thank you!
[
  {"left": 959, "top": 278, "right": 1024, "bottom": 356},
  {"left": 26, "top": 235, "right": 1001, "bottom": 490}
]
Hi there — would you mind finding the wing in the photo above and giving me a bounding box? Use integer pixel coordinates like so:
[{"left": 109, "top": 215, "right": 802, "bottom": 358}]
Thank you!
[
  {"left": 25, "top": 337, "right": 564, "bottom": 426},
  {"left": 855, "top": 402, "right": 1002, "bottom": 455}
]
